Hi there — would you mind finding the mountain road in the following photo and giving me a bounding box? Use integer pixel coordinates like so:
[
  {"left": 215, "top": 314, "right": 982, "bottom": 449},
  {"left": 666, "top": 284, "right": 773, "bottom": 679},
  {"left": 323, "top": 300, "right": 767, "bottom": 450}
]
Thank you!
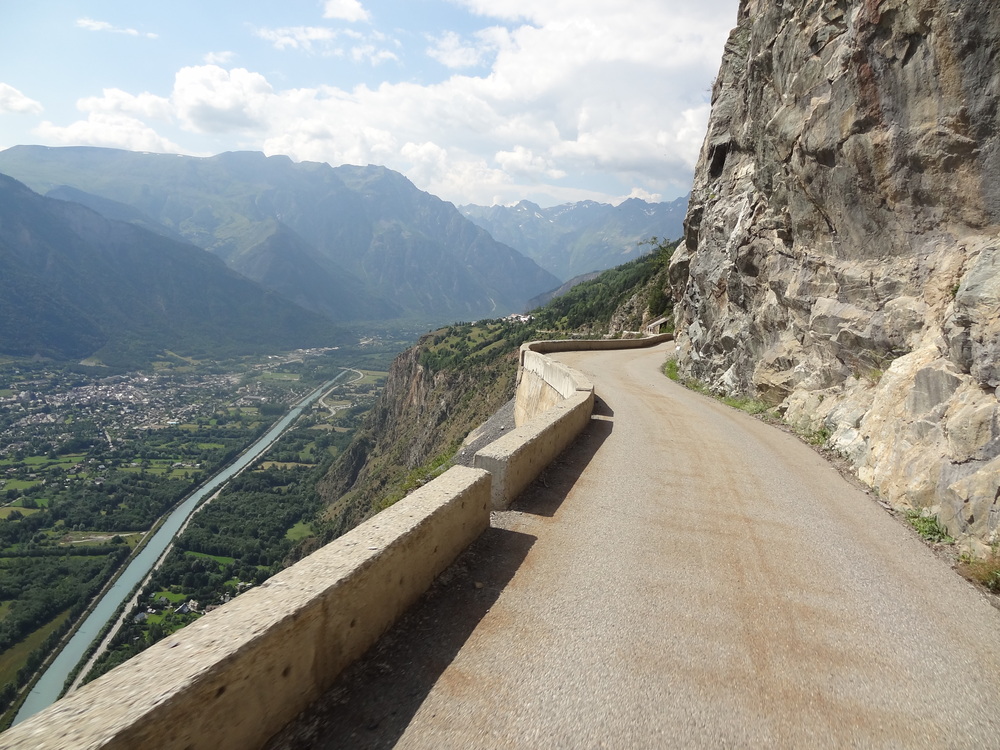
[{"left": 269, "top": 342, "right": 1000, "bottom": 749}]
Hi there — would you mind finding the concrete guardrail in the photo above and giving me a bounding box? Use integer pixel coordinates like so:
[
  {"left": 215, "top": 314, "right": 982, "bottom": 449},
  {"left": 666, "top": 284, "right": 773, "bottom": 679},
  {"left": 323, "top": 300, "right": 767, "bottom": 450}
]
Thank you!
[
  {"left": 0, "top": 467, "right": 491, "bottom": 750},
  {"left": 0, "top": 333, "right": 671, "bottom": 750}
]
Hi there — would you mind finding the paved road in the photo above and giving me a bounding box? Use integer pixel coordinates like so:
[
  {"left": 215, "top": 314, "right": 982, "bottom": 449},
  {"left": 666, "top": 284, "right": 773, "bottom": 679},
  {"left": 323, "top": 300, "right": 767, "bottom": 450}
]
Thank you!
[{"left": 269, "top": 343, "right": 1000, "bottom": 749}]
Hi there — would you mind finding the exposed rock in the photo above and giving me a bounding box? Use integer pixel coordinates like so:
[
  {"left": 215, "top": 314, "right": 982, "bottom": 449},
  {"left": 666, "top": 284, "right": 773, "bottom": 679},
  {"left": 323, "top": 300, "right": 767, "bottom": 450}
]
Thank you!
[{"left": 671, "top": 0, "right": 1000, "bottom": 545}]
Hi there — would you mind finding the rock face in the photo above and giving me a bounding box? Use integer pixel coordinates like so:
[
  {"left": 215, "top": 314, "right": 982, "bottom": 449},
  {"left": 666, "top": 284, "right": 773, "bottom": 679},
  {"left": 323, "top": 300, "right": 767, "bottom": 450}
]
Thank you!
[{"left": 670, "top": 0, "right": 1000, "bottom": 546}]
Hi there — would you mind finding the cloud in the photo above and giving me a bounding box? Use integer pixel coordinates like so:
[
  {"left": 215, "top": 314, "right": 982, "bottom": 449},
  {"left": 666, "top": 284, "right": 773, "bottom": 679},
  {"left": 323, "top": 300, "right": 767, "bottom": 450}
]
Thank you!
[
  {"left": 172, "top": 66, "right": 274, "bottom": 133},
  {"left": 323, "top": 0, "right": 370, "bottom": 23},
  {"left": 427, "top": 31, "right": 485, "bottom": 69},
  {"left": 204, "top": 51, "right": 235, "bottom": 65},
  {"left": 35, "top": 113, "right": 180, "bottom": 152},
  {"left": 76, "top": 17, "right": 157, "bottom": 39},
  {"left": 41, "top": 0, "right": 739, "bottom": 206},
  {"left": 349, "top": 45, "right": 398, "bottom": 65},
  {"left": 77, "top": 88, "right": 172, "bottom": 121},
  {"left": 495, "top": 145, "right": 566, "bottom": 179},
  {"left": 254, "top": 26, "right": 339, "bottom": 52},
  {"left": 0, "top": 83, "right": 43, "bottom": 115}
]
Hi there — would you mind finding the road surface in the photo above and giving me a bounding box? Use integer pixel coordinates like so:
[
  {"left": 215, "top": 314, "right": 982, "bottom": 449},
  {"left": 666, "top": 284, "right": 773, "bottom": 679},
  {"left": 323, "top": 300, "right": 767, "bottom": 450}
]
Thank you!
[{"left": 269, "top": 343, "right": 1000, "bottom": 749}]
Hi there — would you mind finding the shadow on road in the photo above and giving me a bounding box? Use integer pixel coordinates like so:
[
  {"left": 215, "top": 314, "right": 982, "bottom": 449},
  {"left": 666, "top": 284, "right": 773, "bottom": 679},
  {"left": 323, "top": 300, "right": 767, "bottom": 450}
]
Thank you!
[
  {"left": 264, "top": 526, "right": 536, "bottom": 750},
  {"left": 509, "top": 405, "right": 614, "bottom": 519},
  {"left": 592, "top": 393, "right": 614, "bottom": 418},
  {"left": 265, "top": 395, "right": 614, "bottom": 749}
]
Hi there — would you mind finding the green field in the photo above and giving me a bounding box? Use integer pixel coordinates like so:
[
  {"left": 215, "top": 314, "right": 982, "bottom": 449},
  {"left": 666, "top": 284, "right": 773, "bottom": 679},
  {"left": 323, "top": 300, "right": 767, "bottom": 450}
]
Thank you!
[
  {"left": 185, "top": 551, "right": 236, "bottom": 566},
  {"left": 0, "top": 507, "right": 40, "bottom": 519},
  {"left": 357, "top": 370, "right": 387, "bottom": 385},
  {"left": 1, "top": 480, "right": 41, "bottom": 492},
  {"left": 261, "top": 372, "right": 300, "bottom": 381},
  {"left": 0, "top": 609, "right": 72, "bottom": 689},
  {"left": 150, "top": 590, "right": 186, "bottom": 604},
  {"left": 6, "top": 498, "right": 50, "bottom": 509},
  {"left": 285, "top": 520, "right": 313, "bottom": 541}
]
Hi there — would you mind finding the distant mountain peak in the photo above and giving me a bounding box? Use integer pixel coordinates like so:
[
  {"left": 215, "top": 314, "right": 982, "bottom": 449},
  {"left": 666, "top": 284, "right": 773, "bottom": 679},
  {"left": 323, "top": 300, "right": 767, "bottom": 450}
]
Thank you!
[{"left": 459, "top": 194, "right": 689, "bottom": 280}]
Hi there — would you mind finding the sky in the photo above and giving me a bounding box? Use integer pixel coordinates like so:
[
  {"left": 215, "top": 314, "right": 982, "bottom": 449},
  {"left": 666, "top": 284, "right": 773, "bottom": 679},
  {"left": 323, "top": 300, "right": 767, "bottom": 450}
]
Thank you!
[{"left": 0, "top": 0, "right": 740, "bottom": 207}]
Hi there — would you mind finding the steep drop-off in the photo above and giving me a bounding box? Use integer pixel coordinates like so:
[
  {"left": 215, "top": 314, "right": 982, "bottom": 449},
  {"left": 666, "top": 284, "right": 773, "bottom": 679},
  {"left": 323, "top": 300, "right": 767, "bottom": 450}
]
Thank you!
[
  {"left": 317, "top": 332, "right": 521, "bottom": 536},
  {"left": 670, "top": 0, "right": 1000, "bottom": 546}
]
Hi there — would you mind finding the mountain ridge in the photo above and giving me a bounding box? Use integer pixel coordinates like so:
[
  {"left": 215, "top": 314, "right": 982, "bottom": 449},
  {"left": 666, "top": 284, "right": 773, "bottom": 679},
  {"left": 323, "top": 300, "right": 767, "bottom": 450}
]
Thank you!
[
  {"left": 0, "top": 146, "right": 560, "bottom": 324},
  {"left": 0, "top": 173, "right": 344, "bottom": 364},
  {"left": 459, "top": 194, "right": 687, "bottom": 281}
]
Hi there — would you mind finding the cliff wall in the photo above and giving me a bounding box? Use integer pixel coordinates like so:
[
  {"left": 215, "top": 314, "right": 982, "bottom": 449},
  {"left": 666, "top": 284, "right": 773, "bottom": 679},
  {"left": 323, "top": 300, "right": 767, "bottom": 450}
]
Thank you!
[
  {"left": 670, "top": 0, "right": 1000, "bottom": 546},
  {"left": 318, "top": 338, "right": 519, "bottom": 534}
]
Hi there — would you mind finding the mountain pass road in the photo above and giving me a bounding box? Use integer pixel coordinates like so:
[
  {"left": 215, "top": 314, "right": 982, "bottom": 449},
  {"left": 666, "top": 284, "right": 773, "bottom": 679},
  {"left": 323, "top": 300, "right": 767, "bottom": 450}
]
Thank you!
[{"left": 270, "top": 342, "right": 1000, "bottom": 749}]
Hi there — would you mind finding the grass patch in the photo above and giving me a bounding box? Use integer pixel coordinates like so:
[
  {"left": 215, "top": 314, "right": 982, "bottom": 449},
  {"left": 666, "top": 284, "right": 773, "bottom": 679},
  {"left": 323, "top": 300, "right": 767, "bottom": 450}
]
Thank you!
[
  {"left": 150, "top": 590, "right": 186, "bottom": 604},
  {"left": 663, "top": 358, "right": 679, "bottom": 381},
  {"left": 905, "top": 510, "right": 953, "bottom": 544},
  {"left": 720, "top": 395, "right": 770, "bottom": 415},
  {"left": 285, "top": 520, "right": 313, "bottom": 542},
  {"left": 259, "top": 461, "right": 309, "bottom": 470},
  {"left": 357, "top": 370, "right": 388, "bottom": 385},
  {"left": 261, "top": 372, "right": 301, "bottom": 381},
  {"left": 8, "top": 498, "right": 50, "bottom": 509},
  {"left": 2, "top": 480, "right": 41, "bottom": 491},
  {"left": 958, "top": 550, "right": 1000, "bottom": 593},
  {"left": 185, "top": 551, "right": 236, "bottom": 566},
  {"left": 0, "top": 507, "right": 40, "bottom": 519},
  {"left": 0, "top": 608, "right": 72, "bottom": 688}
]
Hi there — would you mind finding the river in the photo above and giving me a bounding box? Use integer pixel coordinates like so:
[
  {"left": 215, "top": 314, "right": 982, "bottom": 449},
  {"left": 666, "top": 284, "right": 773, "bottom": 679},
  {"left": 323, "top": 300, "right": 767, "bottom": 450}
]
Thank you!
[{"left": 13, "top": 375, "right": 344, "bottom": 725}]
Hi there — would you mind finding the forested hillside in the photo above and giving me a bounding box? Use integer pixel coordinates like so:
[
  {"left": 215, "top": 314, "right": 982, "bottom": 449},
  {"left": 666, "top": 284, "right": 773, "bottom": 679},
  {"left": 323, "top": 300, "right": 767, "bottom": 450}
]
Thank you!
[{"left": 0, "top": 174, "right": 344, "bottom": 366}]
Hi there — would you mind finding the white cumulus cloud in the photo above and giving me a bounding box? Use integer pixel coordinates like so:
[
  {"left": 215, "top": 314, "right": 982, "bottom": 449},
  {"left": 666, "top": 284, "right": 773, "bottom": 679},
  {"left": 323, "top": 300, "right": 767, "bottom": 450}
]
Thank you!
[
  {"left": 77, "top": 89, "right": 172, "bottom": 121},
  {"left": 35, "top": 113, "right": 180, "bottom": 152},
  {"left": 172, "top": 66, "right": 274, "bottom": 133},
  {"left": 0, "top": 83, "right": 43, "bottom": 115},
  {"left": 323, "top": 0, "right": 370, "bottom": 23}
]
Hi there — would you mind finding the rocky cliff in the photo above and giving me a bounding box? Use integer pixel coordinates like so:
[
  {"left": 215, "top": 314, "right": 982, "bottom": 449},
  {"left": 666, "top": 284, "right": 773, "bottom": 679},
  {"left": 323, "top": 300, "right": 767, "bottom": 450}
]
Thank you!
[
  {"left": 670, "top": 0, "right": 1000, "bottom": 547},
  {"left": 317, "top": 332, "right": 520, "bottom": 536}
]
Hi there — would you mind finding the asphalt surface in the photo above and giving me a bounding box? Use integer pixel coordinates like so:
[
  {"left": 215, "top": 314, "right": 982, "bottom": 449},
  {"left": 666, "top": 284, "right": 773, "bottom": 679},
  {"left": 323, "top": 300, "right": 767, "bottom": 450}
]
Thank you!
[{"left": 267, "top": 343, "right": 1000, "bottom": 749}]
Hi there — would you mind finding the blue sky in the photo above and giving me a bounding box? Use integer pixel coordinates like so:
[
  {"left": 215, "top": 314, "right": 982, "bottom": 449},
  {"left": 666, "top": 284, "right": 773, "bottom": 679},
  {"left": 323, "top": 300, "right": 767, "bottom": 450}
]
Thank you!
[{"left": 0, "top": 0, "right": 740, "bottom": 206}]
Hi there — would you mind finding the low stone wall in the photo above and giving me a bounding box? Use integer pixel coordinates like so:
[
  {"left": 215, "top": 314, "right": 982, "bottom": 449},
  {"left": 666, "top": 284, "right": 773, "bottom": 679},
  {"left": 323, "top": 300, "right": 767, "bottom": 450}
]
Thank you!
[
  {"left": 0, "top": 467, "right": 491, "bottom": 750},
  {"left": 476, "top": 390, "right": 594, "bottom": 509}
]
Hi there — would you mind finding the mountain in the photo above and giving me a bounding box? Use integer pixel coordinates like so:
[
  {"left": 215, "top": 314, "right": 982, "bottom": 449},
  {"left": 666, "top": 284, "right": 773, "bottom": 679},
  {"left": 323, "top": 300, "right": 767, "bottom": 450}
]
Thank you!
[
  {"left": 669, "top": 0, "right": 1000, "bottom": 544},
  {"left": 0, "top": 147, "right": 560, "bottom": 322},
  {"left": 525, "top": 272, "right": 602, "bottom": 310},
  {"left": 0, "top": 173, "right": 344, "bottom": 364},
  {"left": 459, "top": 195, "right": 687, "bottom": 281}
]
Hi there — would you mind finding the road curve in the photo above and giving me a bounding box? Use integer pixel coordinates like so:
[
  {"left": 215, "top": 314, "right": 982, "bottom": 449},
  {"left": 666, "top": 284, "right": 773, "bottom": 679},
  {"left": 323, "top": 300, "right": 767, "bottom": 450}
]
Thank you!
[{"left": 271, "top": 343, "right": 1000, "bottom": 749}]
